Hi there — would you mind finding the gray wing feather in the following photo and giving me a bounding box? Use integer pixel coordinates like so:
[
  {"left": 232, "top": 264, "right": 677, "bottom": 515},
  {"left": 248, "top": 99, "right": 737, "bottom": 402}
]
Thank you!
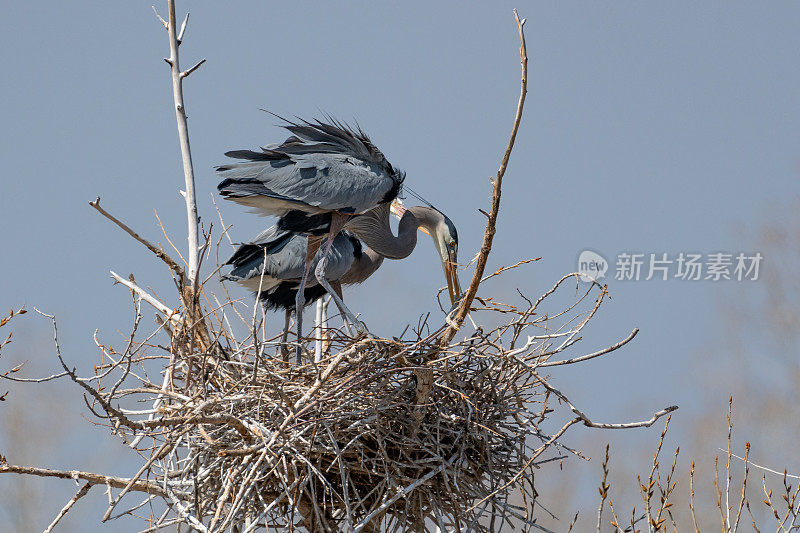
[
  {"left": 225, "top": 230, "right": 355, "bottom": 285},
  {"left": 218, "top": 154, "right": 397, "bottom": 214},
  {"left": 216, "top": 118, "right": 404, "bottom": 215}
]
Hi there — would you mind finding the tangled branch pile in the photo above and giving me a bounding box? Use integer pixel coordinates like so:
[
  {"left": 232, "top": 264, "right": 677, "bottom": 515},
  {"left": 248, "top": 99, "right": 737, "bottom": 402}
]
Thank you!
[
  {"left": 1, "top": 256, "right": 675, "bottom": 532},
  {"left": 155, "top": 272, "right": 621, "bottom": 532}
]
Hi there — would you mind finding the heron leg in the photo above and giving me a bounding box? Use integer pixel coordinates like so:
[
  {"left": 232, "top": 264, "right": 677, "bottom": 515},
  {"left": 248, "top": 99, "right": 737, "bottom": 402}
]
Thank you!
[
  {"left": 312, "top": 212, "right": 367, "bottom": 335},
  {"left": 314, "top": 249, "right": 369, "bottom": 336},
  {"left": 258, "top": 298, "right": 271, "bottom": 359},
  {"left": 314, "top": 298, "right": 324, "bottom": 363},
  {"left": 280, "top": 308, "right": 291, "bottom": 362},
  {"left": 295, "top": 236, "right": 323, "bottom": 364},
  {"left": 321, "top": 295, "right": 332, "bottom": 355},
  {"left": 335, "top": 286, "right": 355, "bottom": 337},
  {"left": 331, "top": 280, "right": 362, "bottom": 337}
]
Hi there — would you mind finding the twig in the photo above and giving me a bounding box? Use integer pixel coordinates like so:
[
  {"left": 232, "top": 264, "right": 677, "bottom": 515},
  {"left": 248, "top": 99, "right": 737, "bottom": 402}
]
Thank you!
[
  {"left": 537, "top": 329, "right": 639, "bottom": 367},
  {"left": 597, "top": 444, "right": 610, "bottom": 533},
  {"left": 160, "top": 0, "right": 201, "bottom": 287},
  {"left": 689, "top": 461, "right": 699, "bottom": 533},
  {"left": 110, "top": 271, "right": 181, "bottom": 326},
  {"left": 441, "top": 9, "right": 527, "bottom": 344},
  {"left": 732, "top": 442, "right": 751, "bottom": 532},
  {"left": 0, "top": 464, "right": 166, "bottom": 496},
  {"left": 176, "top": 11, "right": 189, "bottom": 43},
  {"left": 152, "top": 6, "right": 167, "bottom": 28},
  {"left": 90, "top": 197, "right": 185, "bottom": 281},
  {"left": 181, "top": 58, "right": 206, "bottom": 78},
  {"left": 103, "top": 439, "right": 174, "bottom": 521},
  {"left": 726, "top": 397, "right": 733, "bottom": 529},
  {"left": 1, "top": 367, "right": 69, "bottom": 383},
  {"left": 352, "top": 461, "right": 451, "bottom": 533},
  {"left": 480, "top": 258, "right": 541, "bottom": 283},
  {"left": 531, "top": 370, "right": 678, "bottom": 429},
  {"left": 43, "top": 482, "right": 93, "bottom": 533},
  {"left": 723, "top": 450, "right": 800, "bottom": 480},
  {"left": 467, "top": 416, "right": 582, "bottom": 513}
]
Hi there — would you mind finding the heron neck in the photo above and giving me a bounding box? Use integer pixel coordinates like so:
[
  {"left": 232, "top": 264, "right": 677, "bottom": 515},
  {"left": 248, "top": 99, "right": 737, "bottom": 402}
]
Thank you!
[
  {"left": 360, "top": 247, "right": 386, "bottom": 278},
  {"left": 341, "top": 246, "right": 385, "bottom": 284},
  {"left": 346, "top": 204, "right": 441, "bottom": 260},
  {"left": 371, "top": 209, "right": 419, "bottom": 259},
  {"left": 345, "top": 203, "right": 414, "bottom": 259},
  {"left": 406, "top": 205, "right": 442, "bottom": 236}
]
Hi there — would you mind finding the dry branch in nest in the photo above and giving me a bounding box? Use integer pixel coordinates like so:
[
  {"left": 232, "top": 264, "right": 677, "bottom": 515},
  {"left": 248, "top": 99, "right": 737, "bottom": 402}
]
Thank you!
[
  {"left": 0, "top": 267, "right": 674, "bottom": 532},
  {"left": 0, "top": 6, "right": 678, "bottom": 532}
]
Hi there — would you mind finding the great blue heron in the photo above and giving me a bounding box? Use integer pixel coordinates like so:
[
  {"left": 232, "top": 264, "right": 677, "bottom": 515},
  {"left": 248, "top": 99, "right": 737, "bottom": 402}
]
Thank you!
[
  {"left": 217, "top": 117, "right": 405, "bottom": 356},
  {"left": 224, "top": 200, "right": 462, "bottom": 361},
  {"left": 224, "top": 227, "right": 383, "bottom": 359}
]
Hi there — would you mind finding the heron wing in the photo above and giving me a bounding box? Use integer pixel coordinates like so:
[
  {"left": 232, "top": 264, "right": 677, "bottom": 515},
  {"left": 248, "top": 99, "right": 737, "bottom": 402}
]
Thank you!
[
  {"left": 216, "top": 118, "right": 404, "bottom": 215},
  {"left": 224, "top": 226, "right": 292, "bottom": 268},
  {"left": 217, "top": 153, "right": 401, "bottom": 214},
  {"left": 224, "top": 229, "right": 355, "bottom": 284},
  {"left": 225, "top": 229, "right": 307, "bottom": 282}
]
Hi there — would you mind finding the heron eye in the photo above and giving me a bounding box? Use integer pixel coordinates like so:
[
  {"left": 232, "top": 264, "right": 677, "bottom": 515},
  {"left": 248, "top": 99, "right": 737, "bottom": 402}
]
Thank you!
[{"left": 449, "top": 241, "right": 456, "bottom": 249}]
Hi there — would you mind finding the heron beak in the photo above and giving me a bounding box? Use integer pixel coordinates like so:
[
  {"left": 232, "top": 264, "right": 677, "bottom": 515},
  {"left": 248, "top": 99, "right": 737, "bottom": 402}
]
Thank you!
[{"left": 443, "top": 253, "right": 462, "bottom": 307}]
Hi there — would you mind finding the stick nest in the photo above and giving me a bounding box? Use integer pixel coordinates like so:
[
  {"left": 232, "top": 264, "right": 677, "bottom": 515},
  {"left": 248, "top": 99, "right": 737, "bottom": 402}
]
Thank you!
[
  {"left": 86, "top": 267, "right": 623, "bottom": 532},
  {"left": 161, "top": 327, "right": 545, "bottom": 532},
  {"left": 5, "top": 262, "right": 670, "bottom": 532}
]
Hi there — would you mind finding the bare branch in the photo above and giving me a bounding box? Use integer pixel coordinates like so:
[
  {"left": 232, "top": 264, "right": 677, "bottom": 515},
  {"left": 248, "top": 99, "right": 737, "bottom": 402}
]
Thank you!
[
  {"left": 597, "top": 444, "right": 610, "bottom": 532},
  {"left": 43, "top": 482, "right": 93, "bottom": 533},
  {"left": 724, "top": 450, "right": 800, "bottom": 480},
  {"left": 152, "top": 6, "right": 167, "bottom": 29},
  {"left": 89, "top": 197, "right": 185, "bottom": 282},
  {"left": 0, "top": 463, "right": 166, "bottom": 497},
  {"left": 163, "top": 0, "right": 200, "bottom": 287},
  {"left": 352, "top": 460, "right": 451, "bottom": 533},
  {"left": 441, "top": 9, "right": 527, "bottom": 344},
  {"left": 583, "top": 405, "right": 679, "bottom": 431},
  {"left": 33, "top": 309, "right": 143, "bottom": 430},
  {"left": 177, "top": 11, "right": 189, "bottom": 43},
  {"left": 180, "top": 58, "right": 205, "bottom": 78},
  {"left": 532, "top": 370, "right": 678, "bottom": 429},
  {"left": 110, "top": 271, "right": 181, "bottom": 326},
  {"left": 480, "top": 257, "right": 541, "bottom": 283},
  {"left": 537, "top": 328, "right": 639, "bottom": 367},
  {"left": 102, "top": 440, "right": 173, "bottom": 521}
]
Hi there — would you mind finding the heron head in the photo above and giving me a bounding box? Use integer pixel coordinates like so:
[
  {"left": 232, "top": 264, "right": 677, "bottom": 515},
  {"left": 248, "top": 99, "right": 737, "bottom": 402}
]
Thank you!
[
  {"left": 391, "top": 199, "right": 463, "bottom": 307},
  {"left": 434, "top": 213, "right": 462, "bottom": 307}
]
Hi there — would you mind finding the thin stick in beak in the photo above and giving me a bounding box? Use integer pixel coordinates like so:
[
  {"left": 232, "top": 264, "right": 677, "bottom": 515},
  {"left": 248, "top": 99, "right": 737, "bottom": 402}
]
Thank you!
[
  {"left": 443, "top": 259, "right": 462, "bottom": 306},
  {"left": 391, "top": 199, "right": 431, "bottom": 236},
  {"left": 389, "top": 199, "right": 406, "bottom": 218}
]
